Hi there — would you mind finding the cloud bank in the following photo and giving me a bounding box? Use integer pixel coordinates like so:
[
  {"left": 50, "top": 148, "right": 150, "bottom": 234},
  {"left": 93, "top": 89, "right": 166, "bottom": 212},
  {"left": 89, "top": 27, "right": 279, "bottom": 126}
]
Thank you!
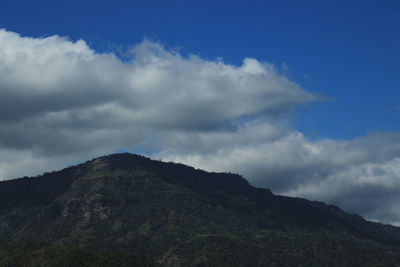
[{"left": 1, "top": 29, "right": 400, "bottom": 224}]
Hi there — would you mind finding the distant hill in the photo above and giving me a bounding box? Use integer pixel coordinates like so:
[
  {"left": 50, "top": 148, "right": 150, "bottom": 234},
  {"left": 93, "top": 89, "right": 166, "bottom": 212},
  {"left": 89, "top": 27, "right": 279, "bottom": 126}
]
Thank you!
[{"left": 0, "top": 153, "right": 400, "bottom": 266}]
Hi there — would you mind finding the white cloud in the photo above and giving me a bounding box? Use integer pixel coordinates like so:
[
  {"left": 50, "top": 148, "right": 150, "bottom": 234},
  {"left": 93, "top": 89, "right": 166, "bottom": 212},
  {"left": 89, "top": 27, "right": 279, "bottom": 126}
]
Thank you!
[
  {"left": 158, "top": 131, "right": 400, "bottom": 223},
  {"left": 1, "top": 29, "right": 400, "bottom": 224}
]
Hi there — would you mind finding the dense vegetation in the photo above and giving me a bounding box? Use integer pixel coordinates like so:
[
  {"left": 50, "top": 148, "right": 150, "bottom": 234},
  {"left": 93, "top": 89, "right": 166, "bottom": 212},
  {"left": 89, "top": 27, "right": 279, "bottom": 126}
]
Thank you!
[
  {"left": 0, "top": 243, "right": 153, "bottom": 266},
  {"left": 1, "top": 153, "right": 400, "bottom": 266}
]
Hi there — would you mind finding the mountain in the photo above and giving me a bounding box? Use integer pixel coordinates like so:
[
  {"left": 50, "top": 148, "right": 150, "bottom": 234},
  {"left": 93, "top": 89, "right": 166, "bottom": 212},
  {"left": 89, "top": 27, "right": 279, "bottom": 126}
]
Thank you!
[{"left": 0, "top": 153, "right": 400, "bottom": 266}]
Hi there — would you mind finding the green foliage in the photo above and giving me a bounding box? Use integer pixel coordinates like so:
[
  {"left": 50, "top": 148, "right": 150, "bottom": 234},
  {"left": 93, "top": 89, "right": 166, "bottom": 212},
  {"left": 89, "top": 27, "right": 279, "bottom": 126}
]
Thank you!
[{"left": 0, "top": 243, "right": 154, "bottom": 267}]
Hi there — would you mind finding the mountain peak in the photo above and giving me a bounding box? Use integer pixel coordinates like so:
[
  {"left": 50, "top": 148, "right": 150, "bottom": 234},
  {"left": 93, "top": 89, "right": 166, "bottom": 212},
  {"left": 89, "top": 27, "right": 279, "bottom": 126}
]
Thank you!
[{"left": 1, "top": 153, "right": 400, "bottom": 266}]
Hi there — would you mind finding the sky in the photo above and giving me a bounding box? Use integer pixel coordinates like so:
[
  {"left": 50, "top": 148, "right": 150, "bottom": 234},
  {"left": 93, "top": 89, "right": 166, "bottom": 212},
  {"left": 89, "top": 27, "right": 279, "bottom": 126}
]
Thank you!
[{"left": 0, "top": 0, "right": 399, "bottom": 224}]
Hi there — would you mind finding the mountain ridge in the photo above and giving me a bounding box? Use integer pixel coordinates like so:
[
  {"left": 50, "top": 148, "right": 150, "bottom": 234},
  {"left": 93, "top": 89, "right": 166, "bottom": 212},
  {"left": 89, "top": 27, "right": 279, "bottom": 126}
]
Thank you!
[{"left": 1, "top": 153, "right": 400, "bottom": 266}]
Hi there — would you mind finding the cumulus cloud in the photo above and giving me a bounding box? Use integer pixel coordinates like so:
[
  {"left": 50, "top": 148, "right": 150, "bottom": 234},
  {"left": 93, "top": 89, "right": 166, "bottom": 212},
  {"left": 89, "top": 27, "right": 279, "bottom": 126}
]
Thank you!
[
  {"left": 1, "top": 29, "right": 400, "bottom": 224},
  {"left": 0, "top": 29, "right": 313, "bottom": 153},
  {"left": 157, "top": 130, "right": 400, "bottom": 223}
]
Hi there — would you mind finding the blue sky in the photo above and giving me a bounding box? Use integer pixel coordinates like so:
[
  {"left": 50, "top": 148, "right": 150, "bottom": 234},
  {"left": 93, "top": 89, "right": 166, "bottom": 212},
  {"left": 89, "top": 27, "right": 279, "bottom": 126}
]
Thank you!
[
  {"left": 1, "top": 0, "right": 400, "bottom": 224},
  {"left": 1, "top": 0, "right": 399, "bottom": 139}
]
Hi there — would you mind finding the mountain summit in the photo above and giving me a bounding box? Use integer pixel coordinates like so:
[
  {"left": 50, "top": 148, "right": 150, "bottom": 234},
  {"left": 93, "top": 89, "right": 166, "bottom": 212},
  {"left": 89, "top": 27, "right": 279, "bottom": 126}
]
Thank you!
[{"left": 0, "top": 153, "right": 399, "bottom": 266}]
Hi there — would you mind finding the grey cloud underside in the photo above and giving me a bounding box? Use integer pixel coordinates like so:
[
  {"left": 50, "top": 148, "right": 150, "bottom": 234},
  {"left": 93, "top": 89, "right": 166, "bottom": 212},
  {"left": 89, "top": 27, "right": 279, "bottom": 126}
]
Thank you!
[{"left": 1, "top": 29, "right": 400, "bottom": 225}]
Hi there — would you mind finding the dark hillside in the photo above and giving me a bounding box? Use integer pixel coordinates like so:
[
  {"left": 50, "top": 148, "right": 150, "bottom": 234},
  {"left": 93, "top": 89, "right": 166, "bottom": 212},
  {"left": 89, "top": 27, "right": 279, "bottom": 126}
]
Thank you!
[{"left": 0, "top": 153, "right": 399, "bottom": 266}]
